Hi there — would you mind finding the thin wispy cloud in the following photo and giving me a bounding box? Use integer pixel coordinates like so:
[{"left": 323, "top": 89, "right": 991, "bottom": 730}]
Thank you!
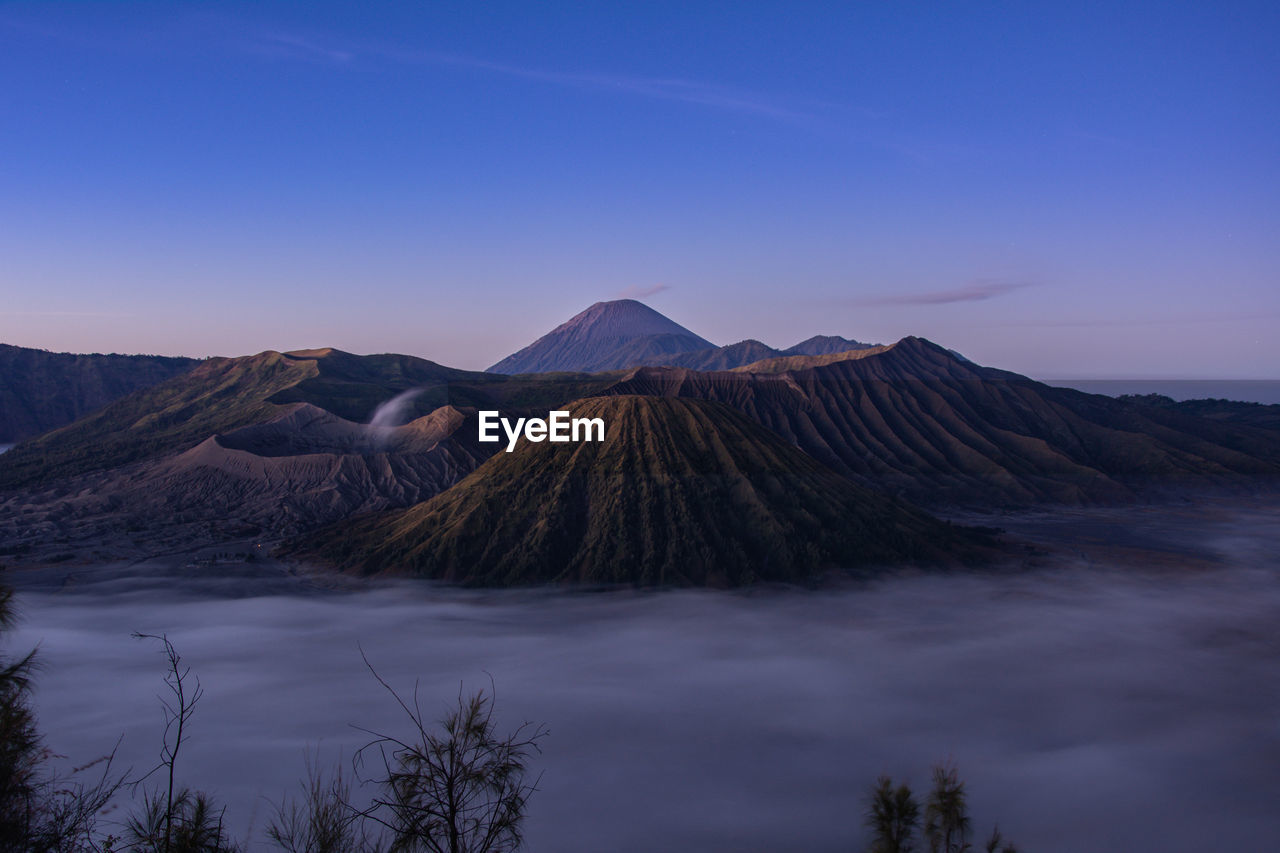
[
  {"left": 851, "top": 280, "right": 1033, "bottom": 307},
  {"left": 244, "top": 33, "right": 354, "bottom": 63},
  {"left": 6, "top": 15, "right": 826, "bottom": 125},
  {"left": 615, "top": 283, "right": 671, "bottom": 300},
  {"left": 436, "top": 55, "right": 804, "bottom": 121},
  {"left": 244, "top": 32, "right": 808, "bottom": 122}
]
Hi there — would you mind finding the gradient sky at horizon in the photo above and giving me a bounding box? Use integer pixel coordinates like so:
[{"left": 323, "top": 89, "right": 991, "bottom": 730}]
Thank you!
[{"left": 1, "top": 1, "right": 1276, "bottom": 377}]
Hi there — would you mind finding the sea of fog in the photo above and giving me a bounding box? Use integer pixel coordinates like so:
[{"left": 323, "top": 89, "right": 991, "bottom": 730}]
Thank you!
[{"left": 7, "top": 502, "right": 1280, "bottom": 852}]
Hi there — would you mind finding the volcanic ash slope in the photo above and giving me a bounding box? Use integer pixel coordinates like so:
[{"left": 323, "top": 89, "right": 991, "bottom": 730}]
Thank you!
[{"left": 302, "top": 395, "right": 992, "bottom": 587}]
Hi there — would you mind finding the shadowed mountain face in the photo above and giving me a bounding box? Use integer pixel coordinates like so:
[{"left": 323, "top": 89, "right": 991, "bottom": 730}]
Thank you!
[
  {"left": 0, "top": 344, "right": 199, "bottom": 443},
  {"left": 487, "top": 300, "right": 713, "bottom": 373},
  {"left": 1119, "top": 394, "right": 1280, "bottom": 431},
  {"left": 299, "top": 396, "right": 991, "bottom": 586},
  {"left": 604, "top": 338, "right": 1280, "bottom": 506}
]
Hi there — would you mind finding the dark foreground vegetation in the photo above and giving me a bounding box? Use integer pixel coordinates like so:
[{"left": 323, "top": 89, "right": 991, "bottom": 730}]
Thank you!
[
  {"left": 866, "top": 768, "right": 1020, "bottom": 853},
  {"left": 0, "top": 583, "right": 547, "bottom": 853},
  {"left": 0, "top": 581, "right": 1022, "bottom": 851}
]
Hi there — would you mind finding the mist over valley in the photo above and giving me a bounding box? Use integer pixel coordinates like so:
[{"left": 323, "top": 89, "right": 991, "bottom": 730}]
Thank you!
[{"left": 9, "top": 496, "right": 1280, "bottom": 852}]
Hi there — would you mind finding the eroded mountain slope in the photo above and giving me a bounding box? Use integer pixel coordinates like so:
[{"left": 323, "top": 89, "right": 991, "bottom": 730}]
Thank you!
[
  {"left": 299, "top": 396, "right": 994, "bottom": 586},
  {"left": 603, "top": 338, "right": 1280, "bottom": 505}
]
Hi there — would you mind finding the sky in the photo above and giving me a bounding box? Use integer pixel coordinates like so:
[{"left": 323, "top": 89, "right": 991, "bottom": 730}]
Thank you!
[{"left": 0, "top": 1, "right": 1276, "bottom": 378}]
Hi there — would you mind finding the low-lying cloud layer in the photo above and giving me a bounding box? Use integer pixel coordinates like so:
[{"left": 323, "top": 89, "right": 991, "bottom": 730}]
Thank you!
[{"left": 11, "top": 503, "right": 1280, "bottom": 852}]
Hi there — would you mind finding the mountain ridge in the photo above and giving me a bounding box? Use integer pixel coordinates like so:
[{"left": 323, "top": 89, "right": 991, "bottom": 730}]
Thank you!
[
  {"left": 0, "top": 348, "right": 501, "bottom": 489},
  {"left": 603, "top": 336, "right": 1280, "bottom": 506},
  {"left": 0, "top": 343, "right": 200, "bottom": 443},
  {"left": 2, "top": 304, "right": 1278, "bottom": 574},
  {"left": 783, "top": 335, "right": 876, "bottom": 356}
]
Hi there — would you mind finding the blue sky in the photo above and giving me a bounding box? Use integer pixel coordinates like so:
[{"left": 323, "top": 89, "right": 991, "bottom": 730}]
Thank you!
[{"left": 1, "top": 1, "right": 1276, "bottom": 377}]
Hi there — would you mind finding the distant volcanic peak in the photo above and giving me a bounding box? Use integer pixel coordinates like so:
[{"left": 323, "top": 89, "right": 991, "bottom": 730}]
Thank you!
[
  {"left": 655, "top": 339, "right": 784, "bottom": 371},
  {"left": 729, "top": 336, "right": 971, "bottom": 376},
  {"left": 713, "top": 339, "right": 781, "bottom": 360},
  {"left": 782, "top": 335, "right": 875, "bottom": 356},
  {"left": 302, "top": 394, "right": 978, "bottom": 587},
  {"left": 486, "top": 300, "right": 714, "bottom": 374},
  {"left": 552, "top": 299, "right": 708, "bottom": 341}
]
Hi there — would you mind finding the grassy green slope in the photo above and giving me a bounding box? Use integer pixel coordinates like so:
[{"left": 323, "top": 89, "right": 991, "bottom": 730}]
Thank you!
[{"left": 268, "top": 348, "right": 498, "bottom": 420}]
